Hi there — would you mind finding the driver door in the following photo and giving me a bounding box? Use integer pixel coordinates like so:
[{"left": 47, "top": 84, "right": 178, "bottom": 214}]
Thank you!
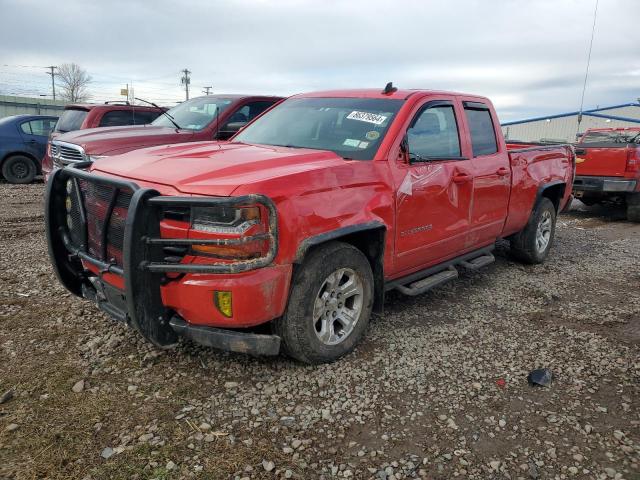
[{"left": 393, "top": 100, "right": 474, "bottom": 273}]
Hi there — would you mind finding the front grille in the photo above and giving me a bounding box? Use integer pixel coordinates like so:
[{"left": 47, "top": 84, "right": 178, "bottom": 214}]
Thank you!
[
  {"left": 51, "top": 142, "right": 86, "bottom": 166},
  {"left": 66, "top": 178, "right": 133, "bottom": 268}
]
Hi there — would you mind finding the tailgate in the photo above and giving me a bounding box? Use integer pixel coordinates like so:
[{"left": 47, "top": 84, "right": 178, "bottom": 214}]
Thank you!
[{"left": 574, "top": 146, "right": 629, "bottom": 177}]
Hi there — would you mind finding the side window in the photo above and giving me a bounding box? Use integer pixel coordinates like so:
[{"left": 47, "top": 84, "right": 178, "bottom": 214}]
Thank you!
[
  {"left": 29, "top": 119, "right": 56, "bottom": 136},
  {"left": 20, "top": 122, "right": 32, "bottom": 135},
  {"left": 227, "top": 105, "right": 250, "bottom": 124},
  {"left": 133, "top": 110, "right": 162, "bottom": 124},
  {"left": 217, "top": 101, "right": 275, "bottom": 140},
  {"left": 99, "top": 110, "right": 135, "bottom": 127},
  {"left": 407, "top": 104, "right": 461, "bottom": 159},
  {"left": 464, "top": 105, "right": 498, "bottom": 156},
  {"left": 226, "top": 101, "right": 275, "bottom": 125},
  {"left": 245, "top": 101, "right": 275, "bottom": 121}
]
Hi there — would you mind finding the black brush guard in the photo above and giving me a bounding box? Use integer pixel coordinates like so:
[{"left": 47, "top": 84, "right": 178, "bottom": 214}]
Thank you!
[{"left": 45, "top": 164, "right": 279, "bottom": 353}]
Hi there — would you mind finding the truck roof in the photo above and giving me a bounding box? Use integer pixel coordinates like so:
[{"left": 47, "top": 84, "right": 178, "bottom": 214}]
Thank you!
[
  {"left": 63, "top": 95, "right": 282, "bottom": 111},
  {"left": 64, "top": 103, "right": 163, "bottom": 111},
  {"left": 294, "top": 88, "right": 485, "bottom": 100}
]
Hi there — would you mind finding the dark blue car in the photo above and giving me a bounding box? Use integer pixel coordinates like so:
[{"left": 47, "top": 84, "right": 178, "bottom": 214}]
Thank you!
[{"left": 0, "top": 114, "right": 58, "bottom": 184}]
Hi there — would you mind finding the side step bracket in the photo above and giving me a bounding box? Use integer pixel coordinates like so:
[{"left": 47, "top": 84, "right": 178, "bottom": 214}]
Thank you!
[{"left": 395, "top": 266, "right": 459, "bottom": 297}]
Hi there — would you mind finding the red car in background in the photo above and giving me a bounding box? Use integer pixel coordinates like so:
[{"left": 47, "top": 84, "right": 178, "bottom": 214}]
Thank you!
[
  {"left": 573, "top": 127, "right": 640, "bottom": 221},
  {"left": 42, "top": 102, "right": 165, "bottom": 177},
  {"left": 43, "top": 95, "right": 283, "bottom": 178}
]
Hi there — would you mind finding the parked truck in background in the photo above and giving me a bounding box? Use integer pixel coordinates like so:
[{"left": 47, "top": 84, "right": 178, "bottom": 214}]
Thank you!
[
  {"left": 41, "top": 102, "right": 165, "bottom": 178},
  {"left": 572, "top": 127, "right": 640, "bottom": 221},
  {"left": 42, "top": 95, "right": 283, "bottom": 179},
  {"left": 46, "top": 85, "right": 574, "bottom": 364}
]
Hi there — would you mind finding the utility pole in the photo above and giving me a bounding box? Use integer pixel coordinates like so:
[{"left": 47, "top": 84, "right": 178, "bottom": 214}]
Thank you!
[
  {"left": 46, "top": 66, "right": 57, "bottom": 100},
  {"left": 202, "top": 86, "right": 212, "bottom": 95},
  {"left": 180, "top": 68, "right": 191, "bottom": 100}
]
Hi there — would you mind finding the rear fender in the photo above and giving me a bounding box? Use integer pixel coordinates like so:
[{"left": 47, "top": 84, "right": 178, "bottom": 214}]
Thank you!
[{"left": 536, "top": 181, "right": 566, "bottom": 212}]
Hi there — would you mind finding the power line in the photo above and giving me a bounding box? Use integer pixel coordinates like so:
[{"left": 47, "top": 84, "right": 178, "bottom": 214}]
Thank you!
[{"left": 577, "top": 0, "right": 599, "bottom": 135}]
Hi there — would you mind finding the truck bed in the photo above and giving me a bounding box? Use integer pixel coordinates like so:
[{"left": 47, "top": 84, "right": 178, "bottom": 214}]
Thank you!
[{"left": 503, "top": 143, "right": 575, "bottom": 236}]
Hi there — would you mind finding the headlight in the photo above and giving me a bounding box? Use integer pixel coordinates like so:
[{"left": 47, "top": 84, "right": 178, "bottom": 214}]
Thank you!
[
  {"left": 191, "top": 206, "right": 260, "bottom": 235},
  {"left": 88, "top": 155, "right": 108, "bottom": 162},
  {"left": 189, "top": 205, "right": 266, "bottom": 259}
]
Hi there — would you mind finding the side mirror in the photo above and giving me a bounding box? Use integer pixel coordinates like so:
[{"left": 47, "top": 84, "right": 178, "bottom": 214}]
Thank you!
[
  {"left": 216, "top": 121, "right": 247, "bottom": 140},
  {"left": 399, "top": 134, "right": 410, "bottom": 164}
]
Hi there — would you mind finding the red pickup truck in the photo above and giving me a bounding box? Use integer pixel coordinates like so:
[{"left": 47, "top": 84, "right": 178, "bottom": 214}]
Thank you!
[
  {"left": 41, "top": 102, "right": 165, "bottom": 177},
  {"left": 42, "top": 95, "right": 282, "bottom": 178},
  {"left": 572, "top": 127, "right": 640, "bottom": 221},
  {"left": 46, "top": 86, "right": 574, "bottom": 364}
]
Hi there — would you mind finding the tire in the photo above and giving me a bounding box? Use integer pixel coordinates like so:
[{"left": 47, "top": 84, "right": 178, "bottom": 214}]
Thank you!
[
  {"left": 510, "top": 197, "right": 557, "bottom": 264},
  {"left": 273, "top": 242, "right": 374, "bottom": 364},
  {"left": 2, "top": 155, "right": 37, "bottom": 184},
  {"left": 627, "top": 193, "right": 640, "bottom": 223}
]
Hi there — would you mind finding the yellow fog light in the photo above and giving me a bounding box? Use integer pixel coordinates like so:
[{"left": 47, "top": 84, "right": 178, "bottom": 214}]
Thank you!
[
  {"left": 214, "top": 291, "right": 233, "bottom": 318},
  {"left": 65, "top": 196, "right": 72, "bottom": 212}
]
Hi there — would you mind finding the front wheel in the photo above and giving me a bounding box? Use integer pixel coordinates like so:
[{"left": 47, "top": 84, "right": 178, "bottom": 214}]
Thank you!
[
  {"left": 510, "top": 197, "right": 557, "bottom": 264},
  {"left": 2, "top": 155, "right": 37, "bottom": 184},
  {"left": 274, "top": 242, "right": 373, "bottom": 364}
]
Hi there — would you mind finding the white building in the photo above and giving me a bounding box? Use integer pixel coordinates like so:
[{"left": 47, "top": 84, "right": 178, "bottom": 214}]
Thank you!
[{"left": 501, "top": 102, "right": 640, "bottom": 143}]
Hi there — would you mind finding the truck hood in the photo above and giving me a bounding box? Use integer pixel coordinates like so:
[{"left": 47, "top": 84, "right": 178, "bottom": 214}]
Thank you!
[
  {"left": 55, "top": 125, "right": 195, "bottom": 156},
  {"left": 91, "top": 141, "right": 346, "bottom": 196}
]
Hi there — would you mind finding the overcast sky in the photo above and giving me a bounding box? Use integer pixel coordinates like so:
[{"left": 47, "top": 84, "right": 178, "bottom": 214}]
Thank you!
[{"left": 0, "top": 0, "right": 638, "bottom": 121}]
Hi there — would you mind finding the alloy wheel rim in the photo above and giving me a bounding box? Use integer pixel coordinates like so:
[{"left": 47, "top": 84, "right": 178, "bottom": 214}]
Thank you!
[
  {"left": 535, "top": 210, "right": 552, "bottom": 253},
  {"left": 312, "top": 267, "right": 364, "bottom": 346}
]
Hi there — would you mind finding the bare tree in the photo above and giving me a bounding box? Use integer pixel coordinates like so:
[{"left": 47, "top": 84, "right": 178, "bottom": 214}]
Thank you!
[{"left": 56, "top": 63, "right": 92, "bottom": 102}]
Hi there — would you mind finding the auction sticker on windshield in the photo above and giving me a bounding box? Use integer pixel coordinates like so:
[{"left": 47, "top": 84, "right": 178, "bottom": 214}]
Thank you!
[{"left": 347, "top": 111, "right": 388, "bottom": 125}]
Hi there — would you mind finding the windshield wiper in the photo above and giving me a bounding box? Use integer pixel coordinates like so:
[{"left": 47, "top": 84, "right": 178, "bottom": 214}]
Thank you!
[{"left": 135, "top": 97, "right": 181, "bottom": 130}]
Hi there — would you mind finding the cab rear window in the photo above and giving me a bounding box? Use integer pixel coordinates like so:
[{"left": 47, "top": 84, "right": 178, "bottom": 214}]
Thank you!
[{"left": 55, "top": 109, "right": 89, "bottom": 133}]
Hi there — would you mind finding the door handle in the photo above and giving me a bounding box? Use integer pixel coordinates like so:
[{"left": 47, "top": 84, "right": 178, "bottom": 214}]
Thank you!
[
  {"left": 452, "top": 172, "right": 472, "bottom": 184},
  {"left": 496, "top": 167, "right": 509, "bottom": 176}
]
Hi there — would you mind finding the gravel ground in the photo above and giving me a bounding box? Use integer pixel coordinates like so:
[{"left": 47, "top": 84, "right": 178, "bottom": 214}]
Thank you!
[{"left": 0, "top": 181, "right": 638, "bottom": 480}]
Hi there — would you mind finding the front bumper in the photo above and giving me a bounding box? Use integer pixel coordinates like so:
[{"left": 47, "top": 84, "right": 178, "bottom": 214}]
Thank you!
[
  {"left": 45, "top": 164, "right": 285, "bottom": 355},
  {"left": 573, "top": 175, "right": 637, "bottom": 193}
]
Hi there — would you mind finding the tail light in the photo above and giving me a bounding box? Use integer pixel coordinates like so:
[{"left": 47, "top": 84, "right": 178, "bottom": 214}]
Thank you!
[{"left": 626, "top": 147, "right": 639, "bottom": 175}]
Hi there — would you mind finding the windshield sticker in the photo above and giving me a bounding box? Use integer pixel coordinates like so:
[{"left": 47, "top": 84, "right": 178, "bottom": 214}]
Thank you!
[
  {"left": 358, "top": 141, "right": 369, "bottom": 149},
  {"left": 346, "top": 111, "right": 388, "bottom": 125},
  {"left": 365, "top": 130, "right": 380, "bottom": 141},
  {"left": 343, "top": 138, "right": 361, "bottom": 147}
]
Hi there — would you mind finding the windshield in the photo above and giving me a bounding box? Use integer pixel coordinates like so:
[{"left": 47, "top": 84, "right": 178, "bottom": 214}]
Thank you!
[
  {"left": 152, "top": 97, "right": 234, "bottom": 130},
  {"left": 233, "top": 97, "right": 403, "bottom": 160},
  {"left": 54, "top": 109, "right": 88, "bottom": 133},
  {"left": 580, "top": 130, "right": 640, "bottom": 147}
]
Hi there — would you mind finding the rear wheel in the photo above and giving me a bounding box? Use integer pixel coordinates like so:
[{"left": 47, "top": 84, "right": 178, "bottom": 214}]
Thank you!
[
  {"left": 510, "top": 197, "right": 557, "bottom": 264},
  {"left": 2, "top": 155, "right": 36, "bottom": 184},
  {"left": 627, "top": 193, "right": 640, "bottom": 222},
  {"left": 274, "top": 242, "right": 373, "bottom": 364}
]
